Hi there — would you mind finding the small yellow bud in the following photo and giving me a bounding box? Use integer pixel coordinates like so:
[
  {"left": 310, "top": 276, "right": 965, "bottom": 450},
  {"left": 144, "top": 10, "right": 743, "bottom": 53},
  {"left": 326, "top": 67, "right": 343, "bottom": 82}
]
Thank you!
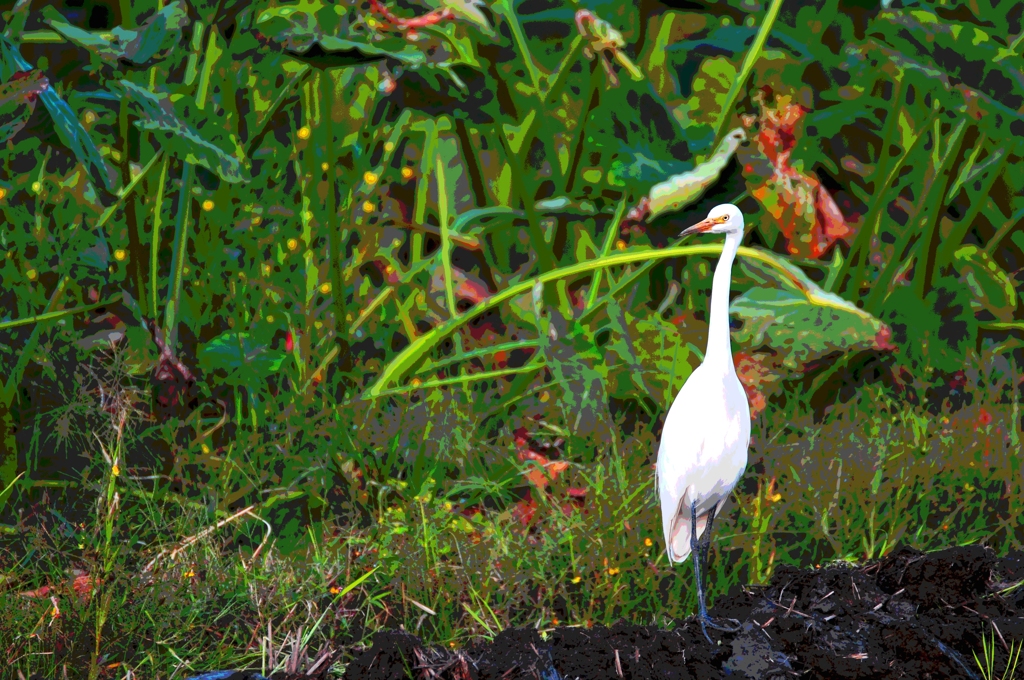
[
  {"left": 411, "top": 377, "right": 422, "bottom": 388},
  {"left": 262, "top": 263, "right": 272, "bottom": 275},
  {"left": 202, "top": 200, "right": 214, "bottom": 212},
  {"left": 26, "top": 269, "right": 37, "bottom": 281},
  {"left": 385, "top": 264, "right": 395, "bottom": 275},
  {"left": 540, "top": 391, "right": 550, "bottom": 402},
  {"left": 32, "top": 181, "right": 41, "bottom": 193},
  {"left": 287, "top": 238, "right": 299, "bottom": 251},
  {"left": 571, "top": 576, "right": 581, "bottom": 584},
  {"left": 644, "top": 538, "right": 653, "bottom": 547},
  {"left": 201, "top": 443, "right": 210, "bottom": 454},
  {"left": 363, "top": 171, "right": 378, "bottom": 185},
  {"left": 363, "top": 201, "right": 375, "bottom": 213},
  {"left": 608, "top": 567, "right": 620, "bottom": 576},
  {"left": 392, "top": 238, "right": 402, "bottom": 247},
  {"left": 112, "top": 464, "right": 120, "bottom": 476},
  {"left": 113, "top": 249, "right": 127, "bottom": 261},
  {"left": 266, "top": 315, "right": 275, "bottom": 323},
  {"left": 84, "top": 111, "right": 97, "bottom": 124},
  {"left": 252, "top": 216, "right": 262, "bottom": 225},
  {"left": 0, "top": 188, "right": 6, "bottom": 200},
  {"left": 314, "top": 321, "right": 323, "bottom": 329},
  {"left": 615, "top": 240, "right": 627, "bottom": 251},
  {"left": 384, "top": 141, "right": 394, "bottom": 152},
  {"left": 297, "top": 126, "right": 311, "bottom": 140},
  {"left": 321, "top": 162, "right": 329, "bottom": 171},
  {"left": 401, "top": 167, "right": 414, "bottom": 180},
  {"left": 320, "top": 282, "right": 331, "bottom": 293}
]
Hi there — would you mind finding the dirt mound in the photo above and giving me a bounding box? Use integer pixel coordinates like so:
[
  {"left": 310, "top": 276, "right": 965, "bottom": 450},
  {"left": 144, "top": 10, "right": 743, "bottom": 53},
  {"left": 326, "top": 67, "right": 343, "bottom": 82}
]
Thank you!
[{"left": 342, "top": 545, "right": 1024, "bottom": 680}]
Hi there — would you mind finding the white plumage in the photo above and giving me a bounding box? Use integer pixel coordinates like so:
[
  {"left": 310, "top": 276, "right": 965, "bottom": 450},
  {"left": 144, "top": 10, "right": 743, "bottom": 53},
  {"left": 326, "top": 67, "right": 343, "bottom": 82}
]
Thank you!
[{"left": 655, "top": 203, "right": 751, "bottom": 641}]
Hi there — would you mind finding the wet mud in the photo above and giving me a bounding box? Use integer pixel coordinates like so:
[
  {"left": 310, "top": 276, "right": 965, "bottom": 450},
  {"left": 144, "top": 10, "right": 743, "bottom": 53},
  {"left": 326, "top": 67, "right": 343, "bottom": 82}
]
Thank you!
[{"left": 341, "top": 545, "right": 1024, "bottom": 680}]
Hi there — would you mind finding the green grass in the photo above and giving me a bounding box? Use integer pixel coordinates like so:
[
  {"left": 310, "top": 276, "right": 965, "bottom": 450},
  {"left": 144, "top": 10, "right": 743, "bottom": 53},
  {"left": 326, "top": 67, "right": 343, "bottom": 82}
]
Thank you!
[{"left": 1, "top": 350, "right": 1020, "bottom": 678}]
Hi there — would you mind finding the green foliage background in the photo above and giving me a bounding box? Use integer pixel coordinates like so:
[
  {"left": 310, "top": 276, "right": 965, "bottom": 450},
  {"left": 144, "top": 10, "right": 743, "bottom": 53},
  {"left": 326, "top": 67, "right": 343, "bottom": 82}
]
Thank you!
[{"left": 0, "top": 0, "right": 1022, "bottom": 673}]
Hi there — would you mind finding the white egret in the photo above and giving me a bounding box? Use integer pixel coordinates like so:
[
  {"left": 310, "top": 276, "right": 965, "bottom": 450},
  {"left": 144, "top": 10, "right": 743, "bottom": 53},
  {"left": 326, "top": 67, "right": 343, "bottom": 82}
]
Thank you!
[{"left": 657, "top": 203, "right": 750, "bottom": 644}]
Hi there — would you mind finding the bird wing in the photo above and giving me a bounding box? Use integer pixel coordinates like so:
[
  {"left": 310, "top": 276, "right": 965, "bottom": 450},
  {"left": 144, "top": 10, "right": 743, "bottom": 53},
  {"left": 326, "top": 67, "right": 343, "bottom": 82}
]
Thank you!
[{"left": 656, "top": 367, "right": 710, "bottom": 563}]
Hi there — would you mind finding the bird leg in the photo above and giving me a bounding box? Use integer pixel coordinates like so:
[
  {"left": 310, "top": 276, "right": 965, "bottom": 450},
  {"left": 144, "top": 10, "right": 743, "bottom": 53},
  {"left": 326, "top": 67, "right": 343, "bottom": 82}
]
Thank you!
[
  {"left": 689, "top": 499, "right": 713, "bottom": 644},
  {"left": 691, "top": 501, "right": 743, "bottom": 640}
]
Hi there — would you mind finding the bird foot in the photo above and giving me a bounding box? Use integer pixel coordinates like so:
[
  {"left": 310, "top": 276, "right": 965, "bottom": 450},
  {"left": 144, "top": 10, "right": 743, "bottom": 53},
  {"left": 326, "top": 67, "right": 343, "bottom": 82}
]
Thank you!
[
  {"left": 696, "top": 614, "right": 743, "bottom": 643},
  {"left": 702, "top": 615, "right": 743, "bottom": 633}
]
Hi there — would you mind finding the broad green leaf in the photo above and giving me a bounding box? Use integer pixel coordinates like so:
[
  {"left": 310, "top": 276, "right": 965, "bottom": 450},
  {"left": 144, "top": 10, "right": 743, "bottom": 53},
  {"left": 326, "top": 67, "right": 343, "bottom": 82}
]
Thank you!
[
  {"left": 0, "top": 37, "right": 115, "bottom": 191},
  {"left": 198, "top": 331, "right": 286, "bottom": 389},
  {"left": 646, "top": 127, "right": 746, "bottom": 220},
  {"left": 0, "top": 70, "right": 45, "bottom": 143},
  {"left": 632, "top": 315, "right": 695, "bottom": 406},
  {"left": 733, "top": 258, "right": 887, "bottom": 370},
  {"left": 256, "top": 1, "right": 452, "bottom": 69},
  {"left": 120, "top": 80, "right": 247, "bottom": 183},
  {"left": 954, "top": 245, "right": 1018, "bottom": 323},
  {"left": 41, "top": 2, "right": 189, "bottom": 67}
]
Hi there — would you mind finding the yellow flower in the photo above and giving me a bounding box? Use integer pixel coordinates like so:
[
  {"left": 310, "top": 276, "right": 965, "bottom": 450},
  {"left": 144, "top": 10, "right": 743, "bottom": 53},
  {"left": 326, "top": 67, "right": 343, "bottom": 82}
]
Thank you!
[
  {"left": 314, "top": 321, "right": 323, "bottom": 329},
  {"left": 84, "top": 111, "right": 97, "bottom": 125},
  {"left": 551, "top": 617, "right": 559, "bottom": 626},
  {"left": 385, "top": 264, "right": 395, "bottom": 275},
  {"left": 31, "top": 181, "right": 41, "bottom": 193},
  {"left": 262, "top": 263, "right": 272, "bottom": 276},
  {"left": 0, "top": 188, "right": 6, "bottom": 200},
  {"left": 320, "top": 282, "right": 331, "bottom": 294},
  {"left": 252, "top": 216, "right": 262, "bottom": 226},
  {"left": 321, "top": 162, "right": 330, "bottom": 171},
  {"left": 364, "top": 171, "right": 378, "bottom": 185},
  {"left": 297, "top": 126, "right": 311, "bottom": 140},
  {"left": 112, "top": 464, "right": 120, "bottom": 477},
  {"left": 183, "top": 569, "right": 195, "bottom": 578},
  {"left": 964, "top": 482, "right": 975, "bottom": 492},
  {"left": 114, "top": 249, "right": 127, "bottom": 261},
  {"left": 571, "top": 576, "right": 581, "bottom": 584},
  {"left": 202, "top": 199, "right": 214, "bottom": 212},
  {"left": 608, "top": 567, "right": 620, "bottom": 576},
  {"left": 540, "top": 391, "right": 550, "bottom": 402},
  {"left": 266, "top": 315, "right": 275, "bottom": 323},
  {"left": 384, "top": 141, "right": 394, "bottom": 152},
  {"left": 644, "top": 537, "right": 653, "bottom": 547},
  {"left": 615, "top": 240, "right": 627, "bottom": 251},
  {"left": 201, "top": 443, "right": 210, "bottom": 454},
  {"left": 329, "top": 586, "right": 341, "bottom": 594},
  {"left": 411, "top": 378, "right": 422, "bottom": 388},
  {"left": 401, "top": 167, "right": 414, "bottom": 180},
  {"left": 26, "top": 269, "right": 37, "bottom": 281},
  {"left": 363, "top": 201, "right": 375, "bottom": 213},
  {"left": 287, "top": 238, "right": 299, "bottom": 251}
]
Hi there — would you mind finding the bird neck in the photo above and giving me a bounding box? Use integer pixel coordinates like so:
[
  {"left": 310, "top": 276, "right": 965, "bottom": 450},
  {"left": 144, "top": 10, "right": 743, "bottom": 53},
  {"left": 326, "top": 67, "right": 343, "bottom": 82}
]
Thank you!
[{"left": 703, "top": 231, "right": 742, "bottom": 373}]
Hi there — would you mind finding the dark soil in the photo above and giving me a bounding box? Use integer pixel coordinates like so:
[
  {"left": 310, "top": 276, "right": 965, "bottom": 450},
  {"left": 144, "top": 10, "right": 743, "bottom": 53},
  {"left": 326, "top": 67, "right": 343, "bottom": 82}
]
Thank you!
[{"left": 340, "top": 545, "right": 1024, "bottom": 680}]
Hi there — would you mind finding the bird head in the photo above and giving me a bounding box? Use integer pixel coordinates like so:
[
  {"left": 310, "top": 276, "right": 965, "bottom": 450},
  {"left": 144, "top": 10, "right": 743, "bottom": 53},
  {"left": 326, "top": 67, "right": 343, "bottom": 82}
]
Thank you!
[{"left": 679, "top": 204, "right": 744, "bottom": 238}]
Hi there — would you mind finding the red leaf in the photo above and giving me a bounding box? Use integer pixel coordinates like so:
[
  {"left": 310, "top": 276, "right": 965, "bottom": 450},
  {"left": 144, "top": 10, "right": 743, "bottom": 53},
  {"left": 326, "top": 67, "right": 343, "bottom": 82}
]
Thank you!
[
  {"left": 741, "top": 93, "right": 854, "bottom": 259},
  {"left": 285, "top": 331, "right": 294, "bottom": 353}
]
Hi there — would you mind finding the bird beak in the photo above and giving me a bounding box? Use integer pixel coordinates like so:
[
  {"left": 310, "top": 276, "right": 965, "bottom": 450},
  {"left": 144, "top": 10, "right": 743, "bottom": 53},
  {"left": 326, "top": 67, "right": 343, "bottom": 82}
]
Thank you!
[{"left": 679, "top": 218, "right": 716, "bottom": 238}]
